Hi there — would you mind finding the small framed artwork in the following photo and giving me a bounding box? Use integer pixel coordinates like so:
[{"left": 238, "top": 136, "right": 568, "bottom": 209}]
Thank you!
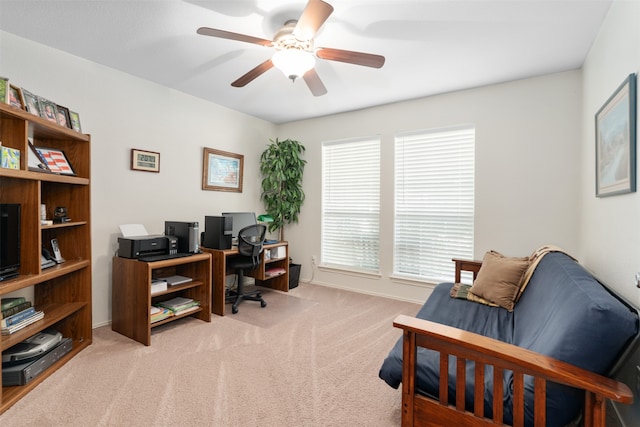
[
  {"left": 22, "top": 89, "right": 40, "bottom": 116},
  {"left": 131, "top": 149, "right": 160, "bottom": 173},
  {"left": 56, "top": 105, "right": 71, "bottom": 128},
  {"left": 69, "top": 110, "right": 82, "bottom": 132},
  {"left": 595, "top": 73, "right": 637, "bottom": 197},
  {"left": 38, "top": 97, "right": 59, "bottom": 124},
  {"left": 202, "top": 147, "right": 244, "bottom": 192},
  {"left": 8, "top": 85, "right": 24, "bottom": 109}
]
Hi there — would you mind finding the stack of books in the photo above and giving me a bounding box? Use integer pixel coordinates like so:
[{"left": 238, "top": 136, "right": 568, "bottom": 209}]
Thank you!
[
  {"left": 1, "top": 297, "right": 44, "bottom": 335},
  {"left": 156, "top": 296, "right": 200, "bottom": 316},
  {"left": 150, "top": 306, "right": 172, "bottom": 323}
]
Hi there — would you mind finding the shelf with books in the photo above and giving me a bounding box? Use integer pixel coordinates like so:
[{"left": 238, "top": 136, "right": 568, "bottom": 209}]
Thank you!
[
  {"left": 111, "top": 253, "right": 211, "bottom": 346},
  {"left": 0, "top": 101, "right": 92, "bottom": 414}
]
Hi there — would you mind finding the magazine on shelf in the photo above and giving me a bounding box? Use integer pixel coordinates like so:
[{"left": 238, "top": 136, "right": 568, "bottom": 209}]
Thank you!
[
  {"left": 1, "top": 307, "right": 36, "bottom": 328},
  {"left": 1, "top": 311, "right": 44, "bottom": 335}
]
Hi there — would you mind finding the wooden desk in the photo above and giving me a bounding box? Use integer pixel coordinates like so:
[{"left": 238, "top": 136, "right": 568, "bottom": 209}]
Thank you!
[{"left": 202, "top": 242, "right": 289, "bottom": 316}]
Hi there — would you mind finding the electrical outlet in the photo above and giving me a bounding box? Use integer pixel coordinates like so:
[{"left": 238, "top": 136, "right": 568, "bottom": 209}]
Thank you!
[{"left": 311, "top": 255, "right": 317, "bottom": 265}]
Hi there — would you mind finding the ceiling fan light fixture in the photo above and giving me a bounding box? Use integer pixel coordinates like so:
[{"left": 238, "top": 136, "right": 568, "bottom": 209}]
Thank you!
[{"left": 272, "top": 49, "right": 316, "bottom": 81}]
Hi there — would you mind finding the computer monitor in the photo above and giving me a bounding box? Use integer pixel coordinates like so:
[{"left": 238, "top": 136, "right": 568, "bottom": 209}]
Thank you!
[{"left": 221, "top": 212, "right": 257, "bottom": 241}]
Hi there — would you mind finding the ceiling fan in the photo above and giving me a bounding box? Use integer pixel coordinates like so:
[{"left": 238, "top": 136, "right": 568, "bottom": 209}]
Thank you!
[{"left": 196, "top": 0, "right": 385, "bottom": 96}]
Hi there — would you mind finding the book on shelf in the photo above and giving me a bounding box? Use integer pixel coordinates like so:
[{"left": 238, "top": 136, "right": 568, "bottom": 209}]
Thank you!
[
  {"left": 1, "top": 311, "right": 44, "bottom": 335},
  {"left": 2, "top": 300, "right": 32, "bottom": 319},
  {"left": 1, "top": 297, "right": 26, "bottom": 311},
  {"left": 156, "top": 296, "right": 199, "bottom": 314},
  {"left": 172, "top": 305, "right": 200, "bottom": 316},
  {"left": 157, "top": 275, "right": 193, "bottom": 286},
  {"left": 265, "top": 267, "right": 286, "bottom": 277},
  {"left": 151, "top": 279, "right": 168, "bottom": 295},
  {"left": 1, "top": 306, "right": 36, "bottom": 327},
  {"left": 150, "top": 306, "right": 172, "bottom": 323}
]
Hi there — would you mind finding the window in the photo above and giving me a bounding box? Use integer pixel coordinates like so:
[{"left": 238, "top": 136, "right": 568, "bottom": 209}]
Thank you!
[
  {"left": 394, "top": 125, "right": 475, "bottom": 283},
  {"left": 322, "top": 137, "right": 380, "bottom": 272}
]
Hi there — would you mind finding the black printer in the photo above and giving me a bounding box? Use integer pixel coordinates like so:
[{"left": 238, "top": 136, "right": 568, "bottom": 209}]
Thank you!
[{"left": 117, "top": 235, "right": 178, "bottom": 259}]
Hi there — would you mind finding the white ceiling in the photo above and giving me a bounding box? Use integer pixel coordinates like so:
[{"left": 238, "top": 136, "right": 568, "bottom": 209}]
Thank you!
[{"left": 0, "top": 0, "right": 611, "bottom": 124}]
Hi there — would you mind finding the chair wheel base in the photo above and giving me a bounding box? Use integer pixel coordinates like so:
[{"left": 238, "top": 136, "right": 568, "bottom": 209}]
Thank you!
[{"left": 261, "top": 301, "right": 267, "bottom": 308}]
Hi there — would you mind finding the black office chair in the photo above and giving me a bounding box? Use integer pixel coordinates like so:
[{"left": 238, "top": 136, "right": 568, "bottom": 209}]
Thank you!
[{"left": 226, "top": 224, "right": 267, "bottom": 314}]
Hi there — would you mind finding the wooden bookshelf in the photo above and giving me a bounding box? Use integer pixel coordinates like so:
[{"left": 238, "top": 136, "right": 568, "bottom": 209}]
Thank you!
[
  {"left": 111, "top": 253, "right": 211, "bottom": 346},
  {"left": 0, "top": 101, "right": 92, "bottom": 414}
]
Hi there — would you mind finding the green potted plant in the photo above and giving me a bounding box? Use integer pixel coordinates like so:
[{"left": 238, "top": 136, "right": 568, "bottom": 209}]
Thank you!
[
  {"left": 260, "top": 138, "right": 306, "bottom": 289},
  {"left": 259, "top": 138, "right": 306, "bottom": 241}
]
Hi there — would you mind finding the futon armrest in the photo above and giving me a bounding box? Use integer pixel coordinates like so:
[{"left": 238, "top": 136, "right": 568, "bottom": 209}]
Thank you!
[
  {"left": 393, "top": 314, "right": 632, "bottom": 427},
  {"left": 394, "top": 314, "right": 632, "bottom": 403},
  {"left": 451, "top": 258, "right": 482, "bottom": 283}
]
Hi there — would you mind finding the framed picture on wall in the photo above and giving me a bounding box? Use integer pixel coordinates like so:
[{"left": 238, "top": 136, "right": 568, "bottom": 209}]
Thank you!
[
  {"left": 131, "top": 149, "right": 160, "bottom": 173},
  {"left": 202, "top": 147, "right": 244, "bottom": 192},
  {"left": 595, "top": 73, "right": 637, "bottom": 197}
]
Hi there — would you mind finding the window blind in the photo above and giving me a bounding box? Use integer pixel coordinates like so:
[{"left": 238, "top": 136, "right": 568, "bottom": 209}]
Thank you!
[
  {"left": 394, "top": 125, "right": 475, "bottom": 283},
  {"left": 322, "top": 137, "right": 380, "bottom": 272}
]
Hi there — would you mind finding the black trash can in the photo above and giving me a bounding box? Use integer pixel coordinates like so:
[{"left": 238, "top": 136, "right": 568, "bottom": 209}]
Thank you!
[{"left": 289, "top": 263, "right": 301, "bottom": 289}]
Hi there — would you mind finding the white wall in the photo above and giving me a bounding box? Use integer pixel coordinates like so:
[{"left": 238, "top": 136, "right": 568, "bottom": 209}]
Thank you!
[
  {"left": 279, "top": 71, "right": 583, "bottom": 303},
  {"left": 581, "top": 0, "right": 640, "bottom": 307},
  {"left": 1, "top": 29, "right": 586, "bottom": 323},
  {"left": 0, "top": 31, "right": 277, "bottom": 327}
]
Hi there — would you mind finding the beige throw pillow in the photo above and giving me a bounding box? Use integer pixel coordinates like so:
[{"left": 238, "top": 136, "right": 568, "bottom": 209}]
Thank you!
[{"left": 469, "top": 251, "right": 530, "bottom": 311}]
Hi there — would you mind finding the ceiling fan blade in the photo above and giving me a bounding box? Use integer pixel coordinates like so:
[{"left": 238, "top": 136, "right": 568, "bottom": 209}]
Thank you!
[
  {"left": 293, "top": 0, "right": 334, "bottom": 41},
  {"left": 316, "top": 47, "right": 385, "bottom": 68},
  {"left": 231, "top": 59, "right": 274, "bottom": 87},
  {"left": 303, "top": 69, "right": 328, "bottom": 96},
  {"left": 197, "top": 27, "right": 272, "bottom": 47}
]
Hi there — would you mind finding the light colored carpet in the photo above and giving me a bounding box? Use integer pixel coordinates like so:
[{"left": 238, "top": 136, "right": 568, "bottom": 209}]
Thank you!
[{"left": 0, "top": 283, "right": 421, "bottom": 426}]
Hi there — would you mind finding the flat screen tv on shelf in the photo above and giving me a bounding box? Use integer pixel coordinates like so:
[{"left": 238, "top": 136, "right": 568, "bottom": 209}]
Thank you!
[{"left": 0, "top": 203, "right": 21, "bottom": 281}]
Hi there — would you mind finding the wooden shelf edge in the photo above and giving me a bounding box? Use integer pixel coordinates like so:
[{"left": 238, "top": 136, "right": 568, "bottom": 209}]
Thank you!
[
  {"left": 142, "top": 252, "right": 210, "bottom": 268},
  {"left": 150, "top": 307, "right": 204, "bottom": 328},
  {"left": 0, "top": 167, "right": 89, "bottom": 184},
  {"left": 0, "top": 260, "right": 90, "bottom": 294},
  {"left": 0, "top": 102, "right": 89, "bottom": 142},
  {"left": 150, "top": 280, "right": 203, "bottom": 297},
  {"left": 0, "top": 338, "right": 91, "bottom": 415},
  {"left": 0, "top": 301, "right": 87, "bottom": 351},
  {"left": 41, "top": 221, "right": 88, "bottom": 230}
]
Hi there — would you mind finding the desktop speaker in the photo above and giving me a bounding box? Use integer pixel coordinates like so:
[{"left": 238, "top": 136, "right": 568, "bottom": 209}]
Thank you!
[
  {"left": 164, "top": 221, "right": 199, "bottom": 254},
  {"left": 203, "top": 216, "right": 232, "bottom": 250}
]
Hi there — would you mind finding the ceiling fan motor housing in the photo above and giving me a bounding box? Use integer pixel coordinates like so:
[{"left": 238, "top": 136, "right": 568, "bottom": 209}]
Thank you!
[{"left": 273, "top": 20, "right": 314, "bottom": 52}]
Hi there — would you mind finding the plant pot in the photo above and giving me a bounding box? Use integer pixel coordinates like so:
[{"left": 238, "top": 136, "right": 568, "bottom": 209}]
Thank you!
[{"left": 289, "top": 263, "right": 301, "bottom": 289}]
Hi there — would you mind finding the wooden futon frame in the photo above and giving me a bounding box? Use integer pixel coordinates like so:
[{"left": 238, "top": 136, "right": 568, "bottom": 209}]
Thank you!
[{"left": 393, "top": 259, "right": 633, "bottom": 427}]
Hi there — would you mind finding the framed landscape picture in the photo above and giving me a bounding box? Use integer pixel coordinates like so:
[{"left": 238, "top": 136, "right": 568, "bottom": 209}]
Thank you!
[
  {"left": 595, "top": 73, "right": 637, "bottom": 197},
  {"left": 202, "top": 147, "right": 243, "bottom": 192}
]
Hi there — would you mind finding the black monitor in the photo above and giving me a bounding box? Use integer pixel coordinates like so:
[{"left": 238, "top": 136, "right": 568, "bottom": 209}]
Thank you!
[
  {"left": 221, "top": 212, "right": 257, "bottom": 240},
  {"left": 0, "top": 204, "right": 21, "bottom": 281}
]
